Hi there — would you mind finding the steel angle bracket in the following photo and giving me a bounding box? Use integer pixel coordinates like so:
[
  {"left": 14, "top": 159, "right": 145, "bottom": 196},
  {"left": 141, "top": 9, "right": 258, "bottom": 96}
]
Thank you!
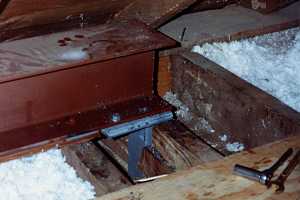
[{"left": 101, "top": 111, "right": 173, "bottom": 180}]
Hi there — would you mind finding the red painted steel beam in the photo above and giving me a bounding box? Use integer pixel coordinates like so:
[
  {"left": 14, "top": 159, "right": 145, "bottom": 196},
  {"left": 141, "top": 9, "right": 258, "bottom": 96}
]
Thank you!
[
  {"left": 0, "top": 52, "right": 173, "bottom": 162},
  {"left": 0, "top": 21, "right": 176, "bottom": 162},
  {"left": 0, "top": 52, "right": 154, "bottom": 133}
]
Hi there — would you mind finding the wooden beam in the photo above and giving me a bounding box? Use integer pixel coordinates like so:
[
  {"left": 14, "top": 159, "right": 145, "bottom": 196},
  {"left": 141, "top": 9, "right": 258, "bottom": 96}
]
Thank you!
[
  {"left": 171, "top": 52, "right": 300, "bottom": 155},
  {"left": 0, "top": 0, "right": 197, "bottom": 39},
  {"left": 96, "top": 135, "right": 300, "bottom": 200},
  {"left": 0, "top": 0, "right": 131, "bottom": 31},
  {"left": 113, "top": 0, "right": 197, "bottom": 28},
  {"left": 62, "top": 142, "right": 132, "bottom": 196}
]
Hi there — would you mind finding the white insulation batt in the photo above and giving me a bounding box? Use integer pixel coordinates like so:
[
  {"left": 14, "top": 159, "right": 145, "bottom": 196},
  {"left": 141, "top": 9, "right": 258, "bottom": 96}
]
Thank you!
[
  {"left": 0, "top": 149, "right": 95, "bottom": 200},
  {"left": 192, "top": 27, "right": 300, "bottom": 112}
]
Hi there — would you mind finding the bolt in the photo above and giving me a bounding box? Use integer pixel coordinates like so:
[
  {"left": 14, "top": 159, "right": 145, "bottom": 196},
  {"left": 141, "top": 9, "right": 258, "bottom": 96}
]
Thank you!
[
  {"left": 111, "top": 113, "right": 121, "bottom": 123},
  {"left": 138, "top": 107, "right": 148, "bottom": 113}
]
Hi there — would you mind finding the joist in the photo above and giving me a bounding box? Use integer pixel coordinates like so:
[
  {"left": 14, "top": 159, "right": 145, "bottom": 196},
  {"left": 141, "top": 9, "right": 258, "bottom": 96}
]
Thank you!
[
  {"left": 170, "top": 51, "right": 300, "bottom": 155},
  {"left": 97, "top": 135, "right": 300, "bottom": 200}
]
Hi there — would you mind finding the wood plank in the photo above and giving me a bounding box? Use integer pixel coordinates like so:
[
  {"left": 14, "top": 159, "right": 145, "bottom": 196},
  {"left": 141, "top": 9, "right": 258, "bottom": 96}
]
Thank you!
[
  {"left": 113, "top": 0, "right": 197, "bottom": 28},
  {"left": 0, "top": 0, "right": 131, "bottom": 31},
  {"left": 160, "top": 2, "right": 300, "bottom": 48},
  {"left": 96, "top": 135, "right": 300, "bottom": 200},
  {"left": 153, "top": 121, "right": 223, "bottom": 166},
  {"left": 170, "top": 52, "right": 300, "bottom": 155},
  {"left": 62, "top": 142, "right": 132, "bottom": 196},
  {"left": 0, "top": 0, "right": 196, "bottom": 39}
]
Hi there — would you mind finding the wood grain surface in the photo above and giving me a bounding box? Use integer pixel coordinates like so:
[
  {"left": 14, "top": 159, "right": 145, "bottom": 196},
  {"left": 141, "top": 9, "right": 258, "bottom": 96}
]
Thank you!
[
  {"left": 97, "top": 135, "right": 300, "bottom": 200},
  {"left": 0, "top": 0, "right": 196, "bottom": 34},
  {"left": 97, "top": 121, "right": 222, "bottom": 179}
]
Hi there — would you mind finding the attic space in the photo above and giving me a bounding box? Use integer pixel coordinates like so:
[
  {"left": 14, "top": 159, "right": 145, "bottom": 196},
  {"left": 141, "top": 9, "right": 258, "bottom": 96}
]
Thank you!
[{"left": 0, "top": 0, "right": 299, "bottom": 200}]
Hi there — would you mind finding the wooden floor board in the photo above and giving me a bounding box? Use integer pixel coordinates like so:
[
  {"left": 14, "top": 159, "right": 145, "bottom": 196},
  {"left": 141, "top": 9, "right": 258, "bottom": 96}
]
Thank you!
[{"left": 96, "top": 135, "right": 300, "bottom": 200}]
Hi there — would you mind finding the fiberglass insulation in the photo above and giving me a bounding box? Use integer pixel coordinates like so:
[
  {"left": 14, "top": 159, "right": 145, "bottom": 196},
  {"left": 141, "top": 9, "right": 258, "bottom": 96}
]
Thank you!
[
  {"left": 192, "top": 27, "right": 300, "bottom": 112},
  {"left": 0, "top": 149, "right": 95, "bottom": 200}
]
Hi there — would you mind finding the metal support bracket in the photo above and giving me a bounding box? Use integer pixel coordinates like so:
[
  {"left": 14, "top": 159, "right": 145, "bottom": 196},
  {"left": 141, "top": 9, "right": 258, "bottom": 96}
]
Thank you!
[
  {"left": 128, "top": 127, "right": 152, "bottom": 179},
  {"left": 102, "top": 112, "right": 173, "bottom": 180}
]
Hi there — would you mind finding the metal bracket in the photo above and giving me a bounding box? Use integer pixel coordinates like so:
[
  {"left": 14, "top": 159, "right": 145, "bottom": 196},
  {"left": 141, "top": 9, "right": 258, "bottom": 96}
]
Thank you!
[
  {"left": 127, "top": 127, "right": 152, "bottom": 179},
  {"left": 102, "top": 112, "right": 173, "bottom": 180}
]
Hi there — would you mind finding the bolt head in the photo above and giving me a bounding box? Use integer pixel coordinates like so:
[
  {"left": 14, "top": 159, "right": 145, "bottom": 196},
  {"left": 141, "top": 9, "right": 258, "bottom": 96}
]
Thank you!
[{"left": 111, "top": 113, "right": 121, "bottom": 123}]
